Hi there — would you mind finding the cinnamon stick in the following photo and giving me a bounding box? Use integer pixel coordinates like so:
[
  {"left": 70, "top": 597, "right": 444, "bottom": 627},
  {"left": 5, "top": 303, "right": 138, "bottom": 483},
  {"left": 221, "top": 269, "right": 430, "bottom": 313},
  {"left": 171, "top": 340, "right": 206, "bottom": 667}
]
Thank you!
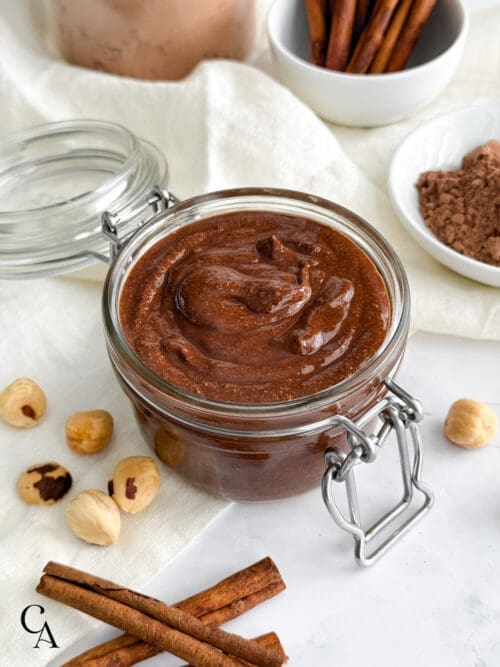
[
  {"left": 45, "top": 571, "right": 285, "bottom": 667},
  {"left": 346, "top": 0, "right": 400, "bottom": 73},
  {"left": 369, "top": 0, "right": 413, "bottom": 73},
  {"left": 305, "top": 0, "right": 331, "bottom": 66},
  {"left": 38, "top": 561, "right": 287, "bottom": 667},
  {"left": 353, "top": 0, "right": 374, "bottom": 43},
  {"left": 325, "top": 0, "right": 358, "bottom": 71},
  {"left": 65, "top": 635, "right": 155, "bottom": 667},
  {"left": 179, "top": 558, "right": 285, "bottom": 620},
  {"left": 39, "top": 575, "right": 247, "bottom": 667},
  {"left": 195, "top": 582, "right": 286, "bottom": 629},
  {"left": 67, "top": 631, "right": 285, "bottom": 667},
  {"left": 185, "top": 633, "right": 286, "bottom": 667},
  {"left": 64, "top": 558, "right": 285, "bottom": 667},
  {"left": 385, "top": 0, "right": 437, "bottom": 72}
]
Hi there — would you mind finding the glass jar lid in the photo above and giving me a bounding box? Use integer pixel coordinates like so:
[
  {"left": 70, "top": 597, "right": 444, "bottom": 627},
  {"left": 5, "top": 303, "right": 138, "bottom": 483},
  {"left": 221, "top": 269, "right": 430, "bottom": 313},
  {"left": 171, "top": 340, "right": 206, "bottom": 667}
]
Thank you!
[{"left": 0, "top": 119, "right": 168, "bottom": 278}]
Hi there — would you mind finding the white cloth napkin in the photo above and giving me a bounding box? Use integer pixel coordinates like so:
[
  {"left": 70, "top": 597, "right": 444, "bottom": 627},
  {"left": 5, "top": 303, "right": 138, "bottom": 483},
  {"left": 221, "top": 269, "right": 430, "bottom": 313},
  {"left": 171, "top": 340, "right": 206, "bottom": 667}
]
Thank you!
[
  {"left": 0, "top": 2, "right": 500, "bottom": 665},
  {"left": 0, "top": 278, "right": 229, "bottom": 664}
]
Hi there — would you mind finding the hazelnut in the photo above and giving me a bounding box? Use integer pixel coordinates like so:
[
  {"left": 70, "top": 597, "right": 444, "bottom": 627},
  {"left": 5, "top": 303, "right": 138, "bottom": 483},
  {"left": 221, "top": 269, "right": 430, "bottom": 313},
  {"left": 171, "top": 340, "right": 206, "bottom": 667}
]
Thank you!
[
  {"left": 154, "top": 428, "right": 185, "bottom": 468},
  {"left": 444, "top": 398, "right": 498, "bottom": 449},
  {"left": 0, "top": 378, "right": 46, "bottom": 428},
  {"left": 17, "top": 462, "right": 72, "bottom": 505},
  {"left": 66, "top": 489, "right": 121, "bottom": 545},
  {"left": 108, "top": 456, "right": 160, "bottom": 514},
  {"left": 66, "top": 410, "right": 114, "bottom": 455}
]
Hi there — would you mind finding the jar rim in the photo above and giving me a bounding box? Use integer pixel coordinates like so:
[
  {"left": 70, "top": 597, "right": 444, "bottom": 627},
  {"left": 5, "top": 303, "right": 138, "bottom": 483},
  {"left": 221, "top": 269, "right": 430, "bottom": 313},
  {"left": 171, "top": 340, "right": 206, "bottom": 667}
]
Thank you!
[{"left": 103, "top": 187, "right": 410, "bottom": 418}]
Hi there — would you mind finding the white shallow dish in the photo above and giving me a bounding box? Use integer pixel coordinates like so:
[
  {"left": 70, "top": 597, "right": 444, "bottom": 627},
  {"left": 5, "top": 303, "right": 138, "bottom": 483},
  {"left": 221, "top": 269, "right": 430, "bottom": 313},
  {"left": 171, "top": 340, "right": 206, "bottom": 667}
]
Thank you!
[
  {"left": 267, "top": 0, "right": 468, "bottom": 127},
  {"left": 389, "top": 104, "right": 500, "bottom": 288}
]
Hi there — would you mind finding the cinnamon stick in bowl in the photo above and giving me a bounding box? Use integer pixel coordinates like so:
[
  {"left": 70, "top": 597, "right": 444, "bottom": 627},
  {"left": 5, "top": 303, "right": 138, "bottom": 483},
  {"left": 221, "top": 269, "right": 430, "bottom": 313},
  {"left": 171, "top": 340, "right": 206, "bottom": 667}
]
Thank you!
[
  {"left": 347, "top": 0, "right": 401, "bottom": 73},
  {"left": 386, "top": 0, "right": 438, "bottom": 72},
  {"left": 354, "top": 0, "right": 375, "bottom": 42},
  {"left": 305, "top": 0, "right": 331, "bottom": 65},
  {"left": 369, "top": 0, "right": 414, "bottom": 73},
  {"left": 325, "top": 0, "right": 357, "bottom": 71},
  {"left": 270, "top": 0, "right": 467, "bottom": 124}
]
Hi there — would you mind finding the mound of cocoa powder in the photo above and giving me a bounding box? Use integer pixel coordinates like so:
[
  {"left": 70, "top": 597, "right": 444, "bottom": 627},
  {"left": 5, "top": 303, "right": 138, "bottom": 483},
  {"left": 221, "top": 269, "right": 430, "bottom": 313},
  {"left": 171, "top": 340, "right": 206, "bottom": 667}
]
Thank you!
[{"left": 416, "top": 140, "right": 500, "bottom": 267}]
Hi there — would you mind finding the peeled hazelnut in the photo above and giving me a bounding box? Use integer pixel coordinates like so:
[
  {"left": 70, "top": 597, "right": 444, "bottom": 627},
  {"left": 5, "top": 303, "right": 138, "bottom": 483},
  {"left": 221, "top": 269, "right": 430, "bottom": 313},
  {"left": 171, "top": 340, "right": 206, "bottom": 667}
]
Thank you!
[
  {"left": 17, "top": 462, "right": 72, "bottom": 505},
  {"left": 108, "top": 456, "right": 160, "bottom": 514},
  {"left": 66, "top": 489, "right": 121, "bottom": 545},
  {"left": 0, "top": 378, "right": 46, "bottom": 428},
  {"left": 66, "top": 410, "right": 114, "bottom": 455},
  {"left": 154, "top": 428, "right": 185, "bottom": 468},
  {"left": 444, "top": 398, "right": 498, "bottom": 449}
]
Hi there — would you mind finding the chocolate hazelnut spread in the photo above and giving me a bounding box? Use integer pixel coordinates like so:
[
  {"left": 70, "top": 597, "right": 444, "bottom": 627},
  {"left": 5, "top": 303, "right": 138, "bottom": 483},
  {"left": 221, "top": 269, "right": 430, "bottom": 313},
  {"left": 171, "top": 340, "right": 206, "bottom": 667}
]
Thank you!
[{"left": 120, "top": 212, "right": 390, "bottom": 404}]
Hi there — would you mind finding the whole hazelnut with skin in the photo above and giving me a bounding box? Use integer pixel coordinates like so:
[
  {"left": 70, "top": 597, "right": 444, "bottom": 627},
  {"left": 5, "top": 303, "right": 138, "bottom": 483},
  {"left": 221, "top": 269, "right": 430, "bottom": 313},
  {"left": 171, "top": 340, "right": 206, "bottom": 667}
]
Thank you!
[
  {"left": 66, "top": 410, "right": 114, "bottom": 455},
  {"left": 17, "top": 462, "right": 72, "bottom": 505},
  {"left": 0, "top": 378, "right": 46, "bottom": 428},
  {"left": 66, "top": 489, "right": 121, "bottom": 545},
  {"left": 108, "top": 456, "right": 160, "bottom": 514},
  {"left": 444, "top": 398, "right": 497, "bottom": 449}
]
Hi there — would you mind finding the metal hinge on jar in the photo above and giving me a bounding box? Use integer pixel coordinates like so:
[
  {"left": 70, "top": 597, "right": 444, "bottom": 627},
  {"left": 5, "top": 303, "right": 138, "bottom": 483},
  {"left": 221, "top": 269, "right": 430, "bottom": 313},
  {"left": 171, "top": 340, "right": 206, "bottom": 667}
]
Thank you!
[
  {"left": 321, "top": 378, "right": 434, "bottom": 567},
  {"left": 102, "top": 186, "right": 179, "bottom": 260}
]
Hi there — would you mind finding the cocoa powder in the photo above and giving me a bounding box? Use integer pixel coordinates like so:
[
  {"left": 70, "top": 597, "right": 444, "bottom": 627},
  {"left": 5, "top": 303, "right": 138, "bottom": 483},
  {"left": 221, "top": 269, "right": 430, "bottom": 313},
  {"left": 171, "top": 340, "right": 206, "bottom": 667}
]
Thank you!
[{"left": 416, "top": 140, "right": 500, "bottom": 267}]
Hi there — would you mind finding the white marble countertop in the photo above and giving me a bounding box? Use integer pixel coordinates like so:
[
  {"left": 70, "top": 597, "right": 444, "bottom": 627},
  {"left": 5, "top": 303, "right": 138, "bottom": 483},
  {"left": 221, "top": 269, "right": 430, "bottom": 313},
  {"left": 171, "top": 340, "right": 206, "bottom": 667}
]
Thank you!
[{"left": 57, "top": 330, "right": 500, "bottom": 665}]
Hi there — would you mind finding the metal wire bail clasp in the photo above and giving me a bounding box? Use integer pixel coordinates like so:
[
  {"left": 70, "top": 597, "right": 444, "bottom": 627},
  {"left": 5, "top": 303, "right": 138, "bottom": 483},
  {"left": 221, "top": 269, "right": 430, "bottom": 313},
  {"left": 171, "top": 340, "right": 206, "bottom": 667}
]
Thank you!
[
  {"left": 321, "top": 378, "right": 434, "bottom": 566},
  {"left": 102, "top": 186, "right": 180, "bottom": 260}
]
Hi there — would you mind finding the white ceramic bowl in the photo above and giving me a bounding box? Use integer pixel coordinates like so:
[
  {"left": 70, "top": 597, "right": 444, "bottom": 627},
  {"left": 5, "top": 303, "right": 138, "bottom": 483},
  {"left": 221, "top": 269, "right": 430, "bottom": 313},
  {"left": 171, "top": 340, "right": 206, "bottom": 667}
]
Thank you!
[
  {"left": 388, "top": 104, "right": 500, "bottom": 288},
  {"left": 267, "top": 0, "right": 468, "bottom": 127}
]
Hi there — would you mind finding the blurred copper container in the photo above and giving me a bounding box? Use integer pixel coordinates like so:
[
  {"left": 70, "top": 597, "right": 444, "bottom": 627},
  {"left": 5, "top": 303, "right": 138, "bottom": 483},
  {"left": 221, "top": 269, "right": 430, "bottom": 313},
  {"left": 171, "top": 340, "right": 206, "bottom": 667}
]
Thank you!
[{"left": 49, "top": 0, "right": 256, "bottom": 80}]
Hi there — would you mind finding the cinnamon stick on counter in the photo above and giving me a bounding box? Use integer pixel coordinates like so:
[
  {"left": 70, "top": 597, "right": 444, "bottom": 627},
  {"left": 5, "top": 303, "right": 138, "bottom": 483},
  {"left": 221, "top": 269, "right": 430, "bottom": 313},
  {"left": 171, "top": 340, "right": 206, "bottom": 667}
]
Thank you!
[
  {"left": 179, "top": 558, "right": 284, "bottom": 624},
  {"left": 369, "top": 0, "right": 413, "bottom": 73},
  {"left": 305, "top": 0, "right": 331, "bottom": 66},
  {"left": 39, "top": 562, "right": 286, "bottom": 667},
  {"left": 38, "top": 559, "right": 286, "bottom": 667},
  {"left": 67, "top": 632, "right": 285, "bottom": 667},
  {"left": 346, "top": 0, "right": 400, "bottom": 73},
  {"left": 39, "top": 576, "right": 250, "bottom": 667},
  {"left": 185, "top": 633, "right": 286, "bottom": 667},
  {"left": 64, "top": 558, "right": 285, "bottom": 667},
  {"left": 64, "top": 634, "right": 154, "bottom": 667},
  {"left": 386, "top": 0, "right": 437, "bottom": 72},
  {"left": 325, "top": 0, "right": 358, "bottom": 71}
]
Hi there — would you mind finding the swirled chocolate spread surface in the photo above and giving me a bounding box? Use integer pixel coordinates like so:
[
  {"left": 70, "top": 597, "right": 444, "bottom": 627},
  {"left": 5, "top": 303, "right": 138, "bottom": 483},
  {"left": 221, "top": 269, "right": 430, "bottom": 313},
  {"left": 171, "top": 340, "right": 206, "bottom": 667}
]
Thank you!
[{"left": 120, "top": 212, "right": 390, "bottom": 403}]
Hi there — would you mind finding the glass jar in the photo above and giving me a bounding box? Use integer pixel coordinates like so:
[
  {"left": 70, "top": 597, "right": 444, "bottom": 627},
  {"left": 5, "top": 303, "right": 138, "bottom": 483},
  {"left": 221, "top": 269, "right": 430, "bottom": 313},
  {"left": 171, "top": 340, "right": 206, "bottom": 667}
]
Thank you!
[
  {"left": 0, "top": 120, "right": 432, "bottom": 565},
  {"left": 46, "top": 0, "right": 257, "bottom": 80},
  {"left": 0, "top": 120, "right": 168, "bottom": 279},
  {"left": 103, "top": 188, "right": 408, "bottom": 502}
]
